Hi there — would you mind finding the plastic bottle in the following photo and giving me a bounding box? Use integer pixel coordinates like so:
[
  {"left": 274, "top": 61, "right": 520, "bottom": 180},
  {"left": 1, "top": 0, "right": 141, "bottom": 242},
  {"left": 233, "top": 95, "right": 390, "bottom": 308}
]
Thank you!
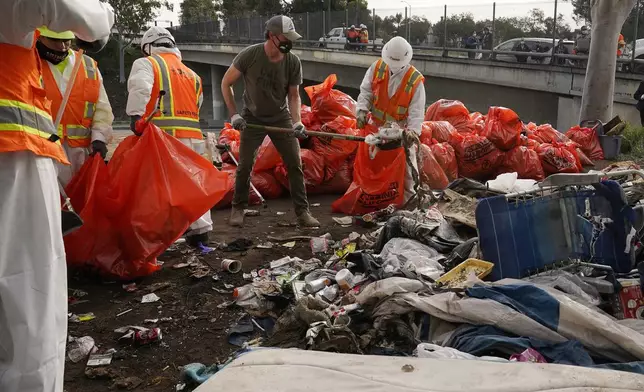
[
  {"left": 336, "top": 269, "right": 355, "bottom": 291},
  {"left": 305, "top": 278, "right": 330, "bottom": 294},
  {"left": 232, "top": 284, "right": 255, "bottom": 301}
]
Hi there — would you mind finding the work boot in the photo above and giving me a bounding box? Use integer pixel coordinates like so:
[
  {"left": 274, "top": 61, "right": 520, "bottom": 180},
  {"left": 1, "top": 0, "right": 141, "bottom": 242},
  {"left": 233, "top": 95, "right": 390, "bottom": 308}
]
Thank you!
[
  {"left": 229, "top": 207, "right": 245, "bottom": 227},
  {"left": 297, "top": 211, "right": 320, "bottom": 227},
  {"left": 186, "top": 232, "right": 209, "bottom": 247}
]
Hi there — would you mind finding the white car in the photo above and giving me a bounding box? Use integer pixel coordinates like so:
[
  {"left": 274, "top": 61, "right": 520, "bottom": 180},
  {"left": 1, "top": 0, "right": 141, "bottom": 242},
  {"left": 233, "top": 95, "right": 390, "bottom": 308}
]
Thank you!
[{"left": 318, "top": 27, "right": 383, "bottom": 50}]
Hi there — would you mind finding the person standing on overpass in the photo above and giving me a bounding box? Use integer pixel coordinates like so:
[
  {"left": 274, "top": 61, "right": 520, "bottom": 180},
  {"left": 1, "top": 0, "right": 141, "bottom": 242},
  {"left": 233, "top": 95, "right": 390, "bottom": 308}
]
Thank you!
[
  {"left": 37, "top": 27, "right": 114, "bottom": 186},
  {"left": 0, "top": 2, "right": 113, "bottom": 391},
  {"left": 355, "top": 36, "right": 426, "bottom": 203},
  {"left": 221, "top": 15, "right": 319, "bottom": 228},
  {"left": 359, "top": 24, "right": 369, "bottom": 51},
  {"left": 126, "top": 26, "right": 213, "bottom": 247}
]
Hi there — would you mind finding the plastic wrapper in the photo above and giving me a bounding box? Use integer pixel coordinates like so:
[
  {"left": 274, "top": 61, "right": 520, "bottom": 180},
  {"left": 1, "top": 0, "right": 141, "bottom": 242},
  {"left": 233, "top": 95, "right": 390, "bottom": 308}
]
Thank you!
[
  {"left": 311, "top": 115, "right": 360, "bottom": 180},
  {"left": 449, "top": 132, "right": 503, "bottom": 180},
  {"left": 304, "top": 74, "right": 356, "bottom": 124},
  {"left": 430, "top": 141, "right": 458, "bottom": 181},
  {"left": 510, "top": 348, "right": 547, "bottom": 363},
  {"left": 218, "top": 125, "right": 239, "bottom": 163},
  {"left": 482, "top": 106, "right": 522, "bottom": 150},
  {"left": 67, "top": 124, "right": 230, "bottom": 279},
  {"left": 274, "top": 149, "right": 326, "bottom": 191},
  {"left": 332, "top": 124, "right": 406, "bottom": 215},
  {"left": 536, "top": 142, "right": 581, "bottom": 174},
  {"left": 253, "top": 136, "right": 283, "bottom": 172},
  {"left": 499, "top": 146, "right": 545, "bottom": 181},
  {"left": 419, "top": 144, "right": 449, "bottom": 190},
  {"left": 424, "top": 99, "right": 473, "bottom": 133},
  {"left": 566, "top": 125, "right": 604, "bottom": 161},
  {"left": 420, "top": 121, "right": 457, "bottom": 144},
  {"left": 213, "top": 163, "right": 261, "bottom": 209}
]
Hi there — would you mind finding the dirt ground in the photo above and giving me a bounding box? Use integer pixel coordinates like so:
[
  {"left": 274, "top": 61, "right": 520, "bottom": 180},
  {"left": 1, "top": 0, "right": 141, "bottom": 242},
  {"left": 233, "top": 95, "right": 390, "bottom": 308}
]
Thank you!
[{"left": 64, "top": 194, "right": 363, "bottom": 392}]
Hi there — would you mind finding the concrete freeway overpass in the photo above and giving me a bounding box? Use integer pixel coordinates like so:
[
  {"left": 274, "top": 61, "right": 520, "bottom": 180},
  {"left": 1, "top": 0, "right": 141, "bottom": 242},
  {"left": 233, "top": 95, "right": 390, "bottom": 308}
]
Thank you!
[{"left": 178, "top": 43, "right": 644, "bottom": 130}]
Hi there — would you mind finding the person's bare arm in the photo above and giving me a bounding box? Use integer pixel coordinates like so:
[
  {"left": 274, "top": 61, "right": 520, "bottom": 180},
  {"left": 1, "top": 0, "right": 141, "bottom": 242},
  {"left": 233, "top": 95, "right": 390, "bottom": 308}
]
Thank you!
[
  {"left": 221, "top": 65, "right": 242, "bottom": 117},
  {"left": 288, "top": 85, "right": 302, "bottom": 124}
]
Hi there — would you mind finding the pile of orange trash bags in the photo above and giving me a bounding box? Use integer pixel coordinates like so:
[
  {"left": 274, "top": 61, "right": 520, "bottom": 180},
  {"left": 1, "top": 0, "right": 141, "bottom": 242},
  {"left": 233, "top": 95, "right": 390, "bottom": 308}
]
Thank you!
[
  {"left": 64, "top": 123, "right": 230, "bottom": 279},
  {"left": 419, "top": 99, "right": 602, "bottom": 182},
  {"left": 216, "top": 74, "right": 359, "bottom": 208}
]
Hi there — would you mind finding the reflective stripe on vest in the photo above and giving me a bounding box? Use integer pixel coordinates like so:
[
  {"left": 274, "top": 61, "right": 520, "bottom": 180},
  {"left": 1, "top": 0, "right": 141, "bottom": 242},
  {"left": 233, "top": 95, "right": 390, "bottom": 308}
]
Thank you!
[
  {"left": 148, "top": 54, "right": 202, "bottom": 138},
  {"left": 371, "top": 61, "right": 423, "bottom": 124},
  {"left": 57, "top": 124, "right": 91, "bottom": 140},
  {"left": 0, "top": 99, "right": 56, "bottom": 139}
]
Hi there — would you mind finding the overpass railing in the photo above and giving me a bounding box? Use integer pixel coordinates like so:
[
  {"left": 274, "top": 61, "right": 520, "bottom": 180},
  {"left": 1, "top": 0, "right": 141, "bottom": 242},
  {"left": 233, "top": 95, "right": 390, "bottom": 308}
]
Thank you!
[{"left": 170, "top": 0, "right": 644, "bottom": 73}]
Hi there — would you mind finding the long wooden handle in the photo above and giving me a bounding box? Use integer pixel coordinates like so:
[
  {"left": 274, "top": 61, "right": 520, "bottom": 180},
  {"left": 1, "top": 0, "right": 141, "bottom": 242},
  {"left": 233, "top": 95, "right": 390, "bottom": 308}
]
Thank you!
[
  {"left": 247, "top": 123, "right": 366, "bottom": 142},
  {"left": 54, "top": 49, "right": 84, "bottom": 129}
]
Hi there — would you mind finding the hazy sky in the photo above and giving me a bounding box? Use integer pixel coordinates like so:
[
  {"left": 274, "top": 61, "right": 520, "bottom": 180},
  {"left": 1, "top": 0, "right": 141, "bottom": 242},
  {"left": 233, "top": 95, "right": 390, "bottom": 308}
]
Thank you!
[{"left": 158, "top": 0, "right": 578, "bottom": 27}]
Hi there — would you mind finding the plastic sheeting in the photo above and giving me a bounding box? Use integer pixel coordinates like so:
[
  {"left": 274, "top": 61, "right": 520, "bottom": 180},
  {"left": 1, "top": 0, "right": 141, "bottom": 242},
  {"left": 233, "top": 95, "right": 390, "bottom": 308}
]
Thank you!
[{"left": 379, "top": 238, "right": 445, "bottom": 280}]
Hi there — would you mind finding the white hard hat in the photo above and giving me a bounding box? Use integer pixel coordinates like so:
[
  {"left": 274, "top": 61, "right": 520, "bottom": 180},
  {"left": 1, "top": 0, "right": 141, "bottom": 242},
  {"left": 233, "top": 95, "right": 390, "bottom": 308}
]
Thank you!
[
  {"left": 141, "top": 26, "right": 176, "bottom": 52},
  {"left": 382, "top": 36, "right": 412, "bottom": 72},
  {"left": 350, "top": 25, "right": 355, "bottom": 29},
  {"left": 360, "top": 24, "right": 367, "bottom": 29}
]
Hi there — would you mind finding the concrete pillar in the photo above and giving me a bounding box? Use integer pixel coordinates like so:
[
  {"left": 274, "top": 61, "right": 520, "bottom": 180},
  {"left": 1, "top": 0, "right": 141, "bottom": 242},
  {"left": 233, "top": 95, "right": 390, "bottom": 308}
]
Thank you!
[{"left": 211, "top": 65, "right": 226, "bottom": 123}]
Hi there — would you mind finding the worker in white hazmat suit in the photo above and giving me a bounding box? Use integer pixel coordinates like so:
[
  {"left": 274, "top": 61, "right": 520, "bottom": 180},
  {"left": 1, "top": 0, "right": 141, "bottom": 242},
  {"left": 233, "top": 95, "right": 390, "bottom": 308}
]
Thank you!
[
  {"left": 0, "top": 2, "right": 113, "bottom": 391},
  {"left": 355, "top": 36, "right": 426, "bottom": 202},
  {"left": 37, "top": 27, "right": 114, "bottom": 186},
  {"left": 126, "top": 26, "right": 213, "bottom": 248}
]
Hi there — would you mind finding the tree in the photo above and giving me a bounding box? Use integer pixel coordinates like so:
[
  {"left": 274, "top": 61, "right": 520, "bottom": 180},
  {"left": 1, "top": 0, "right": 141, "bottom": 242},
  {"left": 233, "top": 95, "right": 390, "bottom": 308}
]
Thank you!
[
  {"left": 105, "top": 0, "right": 172, "bottom": 82},
  {"left": 180, "top": 0, "right": 219, "bottom": 25},
  {"left": 566, "top": 0, "right": 592, "bottom": 24},
  {"left": 399, "top": 16, "right": 431, "bottom": 45},
  {"left": 580, "top": 0, "right": 636, "bottom": 122}
]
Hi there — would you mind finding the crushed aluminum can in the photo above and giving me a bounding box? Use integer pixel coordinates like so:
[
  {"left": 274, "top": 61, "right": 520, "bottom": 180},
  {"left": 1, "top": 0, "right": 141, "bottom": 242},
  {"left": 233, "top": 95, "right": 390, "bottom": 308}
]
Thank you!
[{"left": 134, "top": 328, "right": 162, "bottom": 346}]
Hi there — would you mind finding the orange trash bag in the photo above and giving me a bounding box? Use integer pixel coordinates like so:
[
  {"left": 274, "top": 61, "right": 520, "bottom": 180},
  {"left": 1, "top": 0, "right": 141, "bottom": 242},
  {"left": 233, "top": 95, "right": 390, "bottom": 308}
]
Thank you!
[
  {"left": 420, "top": 121, "right": 457, "bottom": 144},
  {"left": 96, "top": 123, "right": 230, "bottom": 279},
  {"left": 565, "top": 126, "right": 604, "bottom": 161},
  {"left": 218, "top": 124, "right": 240, "bottom": 163},
  {"left": 430, "top": 141, "right": 458, "bottom": 181},
  {"left": 470, "top": 112, "right": 486, "bottom": 133},
  {"left": 310, "top": 158, "right": 354, "bottom": 195},
  {"left": 274, "top": 149, "right": 326, "bottom": 190},
  {"left": 305, "top": 74, "right": 357, "bottom": 123},
  {"left": 536, "top": 142, "right": 581, "bottom": 175},
  {"left": 332, "top": 125, "right": 406, "bottom": 215},
  {"left": 481, "top": 107, "right": 522, "bottom": 150},
  {"left": 499, "top": 146, "right": 545, "bottom": 181},
  {"left": 253, "top": 135, "right": 284, "bottom": 172},
  {"left": 214, "top": 164, "right": 261, "bottom": 209},
  {"left": 311, "top": 115, "right": 360, "bottom": 180},
  {"left": 418, "top": 144, "right": 449, "bottom": 190},
  {"left": 424, "top": 99, "right": 473, "bottom": 133},
  {"left": 533, "top": 124, "right": 570, "bottom": 144},
  {"left": 520, "top": 135, "right": 541, "bottom": 150},
  {"left": 64, "top": 154, "right": 111, "bottom": 268},
  {"left": 449, "top": 132, "right": 503, "bottom": 180}
]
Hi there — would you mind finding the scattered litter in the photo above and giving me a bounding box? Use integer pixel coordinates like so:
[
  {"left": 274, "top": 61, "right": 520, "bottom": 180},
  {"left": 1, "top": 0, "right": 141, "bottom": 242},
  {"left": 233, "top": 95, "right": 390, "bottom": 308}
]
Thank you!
[
  {"left": 69, "top": 288, "right": 88, "bottom": 298},
  {"left": 87, "top": 353, "right": 113, "bottom": 367},
  {"left": 276, "top": 211, "right": 286, "bottom": 216},
  {"left": 173, "top": 263, "right": 191, "bottom": 269},
  {"left": 221, "top": 238, "right": 253, "bottom": 252},
  {"left": 244, "top": 209, "right": 260, "bottom": 216},
  {"left": 85, "top": 367, "right": 118, "bottom": 380},
  {"left": 510, "top": 348, "right": 547, "bottom": 363},
  {"left": 180, "top": 363, "right": 219, "bottom": 385},
  {"left": 122, "top": 283, "right": 137, "bottom": 292},
  {"left": 212, "top": 274, "right": 220, "bottom": 281},
  {"left": 224, "top": 283, "right": 235, "bottom": 289},
  {"left": 436, "top": 259, "right": 494, "bottom": 288},
  {"left": 217, "top": 300, "right": 235, "bottom": 309},
  {"left": 174, "top": 238, "right": 187, "bottom": 244},
  {"left": 144, "top": 319, "right": 159, "bottom": 324},
  {"left": 189, "top": 264, "right": 211, "bottom": 279},
  {"left": 256, "top": 242, "right": 274, "bottom": 249},
  {"left": 67, "top": 336, "right": 96, "bottom": 363},
  {"left": 310, "top": 237, "right": 329, "bottom": 254},
  {"left": 116, "top": 309, "right": 132, "bottom": 317},
  {"left": 267, "top": 235, "right": 312, "bottom": 242},
  {"left": 113, "top": 376, "right": 143, "bottom": 390},
  {"left": 335, "top": 243, "right": 356, "bottom": 259},
  {"left": 69, "top": 312, "right": 96, "bottom": 323},
  {"left": 146, "top": 282, "right": 173, "bottom": 292},
  {"left": 141, "top": 293, "right": 161, "bottom": 303},
  {"left": 242, "top": 272, "right": 253, "bottom": 281},
  {"left": 117, "top": 326, "right": 162, "bottom": 346},
  {"left": 311, "top": 203, "right": 321, "bottom": 207},
  {"left": 270, "top": 256, "right": 297, "bottom": 269},
  {"left": 176, "top": 383, "right": 187, "bottom": 391},
  {"left": 221, "top": 259, "right": 242, "bottom": 273},
  {"left": 282, "top": 241, "right": 296, "bottom": 248},
  {"left": 335, "top": 269, "right": 355, "bottom": 291},
  {"left": 305, "top": 278, "right": 331, "bottom": 294},
  {"left": 333, "top": 216, "right": 353, "bottom": 226}
]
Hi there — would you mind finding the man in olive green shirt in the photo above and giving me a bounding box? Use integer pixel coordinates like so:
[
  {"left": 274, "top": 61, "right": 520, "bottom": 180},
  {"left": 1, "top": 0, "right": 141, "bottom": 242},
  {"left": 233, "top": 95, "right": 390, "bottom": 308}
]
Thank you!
[{"left": 221, "top": 15, "right": 319, "bottom": 228}]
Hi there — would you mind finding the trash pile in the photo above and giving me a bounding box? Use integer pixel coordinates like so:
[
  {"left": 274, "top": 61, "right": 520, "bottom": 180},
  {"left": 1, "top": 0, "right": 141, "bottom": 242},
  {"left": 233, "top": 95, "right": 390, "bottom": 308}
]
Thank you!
[
  {"left": 215, "top": 74, "right": 359, "bottom": 208},
  {"left": 213, "top": 198, "right": 644, "bottom": 378},
  {"left": 421, "top": 99, "right": 605, "bottom": 182}
]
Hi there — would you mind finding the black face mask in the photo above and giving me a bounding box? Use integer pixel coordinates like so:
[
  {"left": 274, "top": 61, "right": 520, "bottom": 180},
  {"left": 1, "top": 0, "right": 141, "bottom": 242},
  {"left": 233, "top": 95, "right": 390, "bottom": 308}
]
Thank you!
[
  {"left": 272, "top": 36, "right": 292, "bottom": 54},
  {"left": 36, "top": 40, "right": 69, "bottom": 65}
]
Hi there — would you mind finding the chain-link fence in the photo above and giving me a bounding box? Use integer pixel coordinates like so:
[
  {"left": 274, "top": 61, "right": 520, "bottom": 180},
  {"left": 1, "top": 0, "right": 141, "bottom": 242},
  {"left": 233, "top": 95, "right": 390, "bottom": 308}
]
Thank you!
[{"left": 169, "top": 0, "right": 644, "bottom": 73}]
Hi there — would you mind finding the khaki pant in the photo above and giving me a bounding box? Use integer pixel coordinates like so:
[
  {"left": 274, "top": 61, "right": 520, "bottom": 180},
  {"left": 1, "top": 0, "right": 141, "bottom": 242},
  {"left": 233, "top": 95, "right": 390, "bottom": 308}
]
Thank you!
[{"left": 232, "top": 113, "right": 309, "bottom": 215}]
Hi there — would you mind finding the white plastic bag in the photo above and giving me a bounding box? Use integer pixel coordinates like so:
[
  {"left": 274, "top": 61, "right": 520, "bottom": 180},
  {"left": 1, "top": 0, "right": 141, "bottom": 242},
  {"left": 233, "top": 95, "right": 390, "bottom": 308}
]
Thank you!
[
  {"left": 415, "top": 343, "right": 507, "bottom": 362},
  {"left": 379, "top": 238, "right": 444, "bottom": 280}
]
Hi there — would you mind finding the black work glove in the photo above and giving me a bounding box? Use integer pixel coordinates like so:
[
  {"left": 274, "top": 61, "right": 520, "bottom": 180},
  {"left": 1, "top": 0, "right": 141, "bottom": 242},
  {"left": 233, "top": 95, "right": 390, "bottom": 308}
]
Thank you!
[
  {"left": 91, "top": 140, "right": 108, "bottom": 159},
  {"left": 76, "top": 36, "right": 110, "bottom": 53},
  {"left": 130, "top": 115, "right": 142, "bottom": 135}
]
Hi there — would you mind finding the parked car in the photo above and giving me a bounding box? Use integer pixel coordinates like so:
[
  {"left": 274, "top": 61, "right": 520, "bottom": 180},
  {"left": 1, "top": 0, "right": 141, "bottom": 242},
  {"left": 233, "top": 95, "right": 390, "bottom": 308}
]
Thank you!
[
  {"left": 318, "top": 27, "right": 384, "bottom": 50},
  {"left": 493, "top": 37, "right": 574, "bottom": 64}
]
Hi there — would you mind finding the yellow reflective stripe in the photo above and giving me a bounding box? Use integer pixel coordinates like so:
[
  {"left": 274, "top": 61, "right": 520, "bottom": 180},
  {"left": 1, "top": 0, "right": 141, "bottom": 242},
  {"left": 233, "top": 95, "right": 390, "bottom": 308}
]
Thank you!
[
  {"left": 81, "top": 54, "right": 98, "bottom": 80},
  {"left": 0, "top": 100, "right": 56, "bottom": 137},
  {"left": 404, "top": 71, "right": 422, "bottom": 94},
  {"left": 150, "top": 55, "right": 174, "bottom": 116},
  {"left": 84, "top": 101, "right": 96, "bottom": 119},
  {"left": 371, "top": 107, "right": 385, "bottom": 121},
  {"left": 374, "top": 59, "right": 387, "bottom": 80},
  {"left": 396, "top": 106, "right": 408, "bottom": 115},
  {"left": 0, "top": 99, "right": 53, "bottom": 122},
  {"left": 0, "top": 123, "right": 61, "bottom": 142}
]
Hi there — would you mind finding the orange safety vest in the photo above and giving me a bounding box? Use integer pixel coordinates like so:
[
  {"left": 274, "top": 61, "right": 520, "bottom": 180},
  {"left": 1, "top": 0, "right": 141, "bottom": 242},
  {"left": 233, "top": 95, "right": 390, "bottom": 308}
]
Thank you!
[
  {"left": 41, "top": 51, "right": 100, "bottom": 148},
  {"left": 143, "top": 53, "right": 203, "bottom": 139},
  {"left": 0, "top": 34, "right": 68, "bottom": 163},
  {"left": 370, "top": 59, "right": 424, "bottom": 125}
]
